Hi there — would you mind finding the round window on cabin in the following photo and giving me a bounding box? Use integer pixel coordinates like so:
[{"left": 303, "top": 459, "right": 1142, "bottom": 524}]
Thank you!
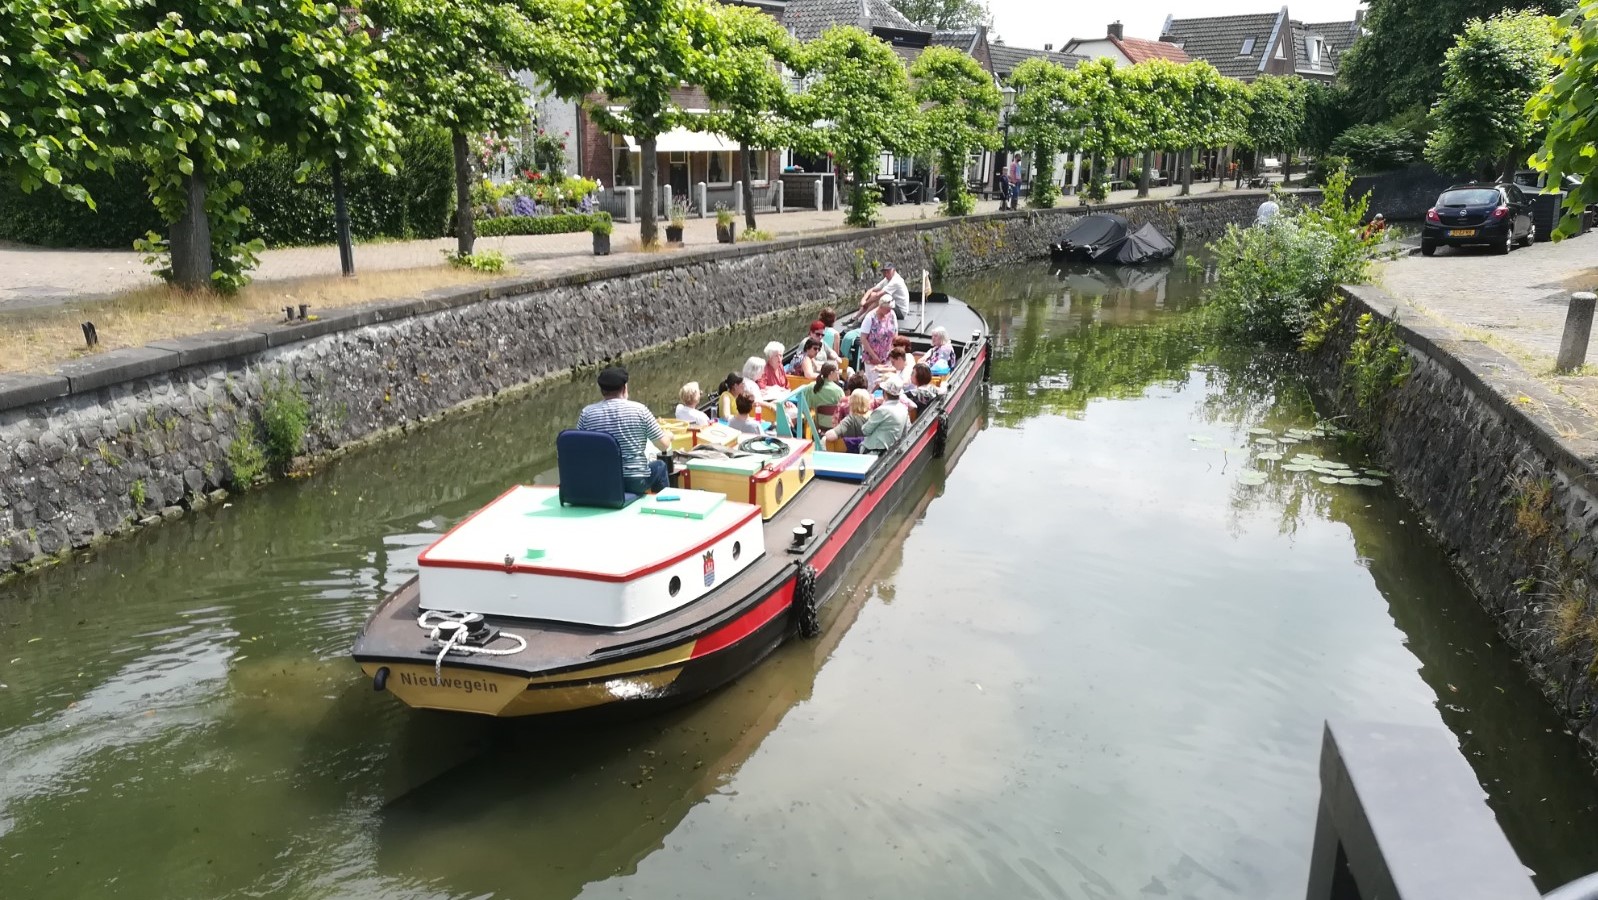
[
  {"left": 775, "top": 481, "right": 785, "bottom": 504},
  {"left": 732, "top": 541, "right": 742, "bottom": 560},
  {"left": 669, "top": 576, "right": 682, "bottom": 597}
]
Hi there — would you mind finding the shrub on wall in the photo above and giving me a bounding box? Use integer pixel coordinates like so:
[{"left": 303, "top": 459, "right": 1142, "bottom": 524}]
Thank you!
[
  {"left": 476, "top": 213, "right": 608, "bottom": 237},
  {"left": 0, "top": 129, "right": 455, "bottom": 249}
]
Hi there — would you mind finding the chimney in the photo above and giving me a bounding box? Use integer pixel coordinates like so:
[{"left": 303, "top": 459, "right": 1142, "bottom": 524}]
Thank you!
[
  {"left": 1354, "top": 8, "right": 1366, "bottom": 30},
  {"left": 1044, "top": 43, "right": 1053, "bottom": 51},
  {"left": 1108, "top": 21, "right": 1124, "bottom": 40}
]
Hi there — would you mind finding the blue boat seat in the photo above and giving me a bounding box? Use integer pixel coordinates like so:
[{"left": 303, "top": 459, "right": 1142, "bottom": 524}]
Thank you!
[{"left": 557, "top": 429, "right": 639, "bottom": 509}]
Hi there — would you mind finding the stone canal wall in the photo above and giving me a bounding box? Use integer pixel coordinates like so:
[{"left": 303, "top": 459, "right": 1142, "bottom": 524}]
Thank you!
[
  {"left": 1308, "top": 284, "right": 1598, "bottom": 749},
  {"left": 0, "top": 191, "right": 1272, "bottom": 573}
]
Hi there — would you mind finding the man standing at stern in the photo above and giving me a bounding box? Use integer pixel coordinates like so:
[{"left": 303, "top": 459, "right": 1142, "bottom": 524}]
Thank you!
[{"left": 577, "top": 366, "right": 672, "bottom": 494}]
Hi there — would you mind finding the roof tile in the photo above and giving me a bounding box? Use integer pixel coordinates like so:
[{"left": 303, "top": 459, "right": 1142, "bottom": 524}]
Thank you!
[{"left": 1160, "top": 11, "right": 1284, "bottom": 81}]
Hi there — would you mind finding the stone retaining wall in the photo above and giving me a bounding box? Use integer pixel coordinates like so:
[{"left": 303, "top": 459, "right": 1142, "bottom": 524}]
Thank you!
[
  {"left": 1309, "top": 284, "right": 1598, "bottom": 749},
  {"left": 0, "top": 191, "right": 1272, "bottom": 573}
]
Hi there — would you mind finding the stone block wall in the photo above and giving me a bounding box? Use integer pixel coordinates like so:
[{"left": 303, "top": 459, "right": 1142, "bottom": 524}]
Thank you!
[
  {"left": 0, "top": 192, "right": 1271, "bottom": 574},
  {"left": 1308, "top": 284, "right": 1598, "bottom": 749}
]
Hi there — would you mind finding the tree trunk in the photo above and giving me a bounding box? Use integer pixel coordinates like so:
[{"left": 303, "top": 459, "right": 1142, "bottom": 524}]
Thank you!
[
  {"left": 1181, "top": 148, "right": 1193, "bottom": 196},
  {"left": 169, "top": 164, "right": 213, "bottom": 290},
  {"left": 452, "top": 130, "right": 474, "bottom": 257},
  {"left": 1284, "top": 149, "right": 1294, "bottom": 186},
  {"left": 640, "top": 135, "right": 659, "bottom": 246},
  {"left": 332, "top": 155, "right": 355, "bottom": 277},
  {"left": 1138, "top": 149, "right": 1153, "bottom": 199},
  {"left": 741, "top": 145, "right": 757, "bottom": 232}
]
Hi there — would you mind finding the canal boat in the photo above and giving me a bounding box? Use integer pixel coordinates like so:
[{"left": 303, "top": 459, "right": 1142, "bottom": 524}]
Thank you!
[{"left": 351, "top": 298, "right": 990, "bottom": 717}]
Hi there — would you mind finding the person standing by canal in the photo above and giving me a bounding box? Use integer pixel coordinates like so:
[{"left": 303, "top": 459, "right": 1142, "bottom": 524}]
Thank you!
[
  {"left": 576, "top": 366, "right": 673, "bottom": 495},
  {"left": 1007, "top": 156, "right": 1022, "bottom": 210}
]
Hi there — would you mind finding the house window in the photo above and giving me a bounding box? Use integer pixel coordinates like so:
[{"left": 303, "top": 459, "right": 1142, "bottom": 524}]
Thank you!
[
  {"left": 707, "top": 151, "right": 732, "bottom": 184},
  {"left": 1240, "top": 37, "right": 1255, "bottom": 54},
  {"left": 746, "top": 150, "right": 769, "bottom": 183},
  {"left": 611, "top": 134, "right": 639, "bottom": 187},
  {"left": 1275, "top": 42, "right": 1286, "bottom": 59}
]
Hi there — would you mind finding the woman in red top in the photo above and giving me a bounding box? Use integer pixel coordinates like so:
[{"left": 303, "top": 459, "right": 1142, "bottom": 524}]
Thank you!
[{"left": 758, "top": 341, "right": 788, "bottom": 390}]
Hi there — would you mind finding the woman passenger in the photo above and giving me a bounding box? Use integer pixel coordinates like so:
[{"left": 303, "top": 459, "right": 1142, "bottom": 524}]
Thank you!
[
  {"left": 808, "top": 362, "right": 844, "bottom": 430},
  {"left": 758, "top": 341, "right": 788, "bottom": 391},
  {"left": 822, "top": 389, "right": 874, "bottom": 451},
  {"left": 675, "top": 382, "right": 710, "bottom": 426},
  {"left": 923, "top": 326, "right": 956, "bottom": 373},
  {"left": 819, "top": 308, "right": 841, "bottom": 358},
  {"left": 789, "top": 338, "right": 823, "bottom": 378}
]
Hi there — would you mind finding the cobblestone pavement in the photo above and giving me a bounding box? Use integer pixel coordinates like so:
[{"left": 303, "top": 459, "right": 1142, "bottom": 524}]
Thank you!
[
  {"left": 1381, "top": 234, "right": 1598, "bottom": 366},
  {"left": 0, "top": 181, "right": 1233, "bottom": 311}
]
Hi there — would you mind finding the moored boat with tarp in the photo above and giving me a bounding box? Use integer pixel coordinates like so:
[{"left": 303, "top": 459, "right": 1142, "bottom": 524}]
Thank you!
[{"left": 351, "top": 298, "right": 989, "bottom": 717}]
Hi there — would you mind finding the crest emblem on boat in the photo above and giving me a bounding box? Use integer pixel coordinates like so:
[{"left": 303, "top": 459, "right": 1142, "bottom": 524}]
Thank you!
[{"left": 703, "top": 550, "right": 715, "bottom": 586}]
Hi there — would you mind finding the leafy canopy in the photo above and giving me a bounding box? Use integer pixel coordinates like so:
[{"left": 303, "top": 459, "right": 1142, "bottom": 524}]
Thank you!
[
  {"left": 1245, "top": 75, "right": 1306, "bottom": 152},
  {"left": 802, "top": 26, "right": 920, "bottom": 226},
  {"left": 1530, "top": 0, "right": 1598, "bottom": 236},
  {"left": 911, "top": 46, "right": 1000, "bottom": 215},
  {"left": 888, "top": 0, "right": 991, "bottom": 31},
  {"left": 586, "top": 0, "right": 726, "bottom": 141},
  {"left": 1425, "top": 11, "right": 1562, "bottom": 178},
  {"left": 702, "top": 4, "right": 804, "bottom": 150}
]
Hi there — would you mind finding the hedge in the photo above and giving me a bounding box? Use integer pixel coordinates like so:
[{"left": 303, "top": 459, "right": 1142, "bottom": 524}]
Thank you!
[
  {"left": 476, "top": 212, "right": 608, "bottom": 237},
  {"left": 0, "top": 128, "right": 455, "bottom": 249}
]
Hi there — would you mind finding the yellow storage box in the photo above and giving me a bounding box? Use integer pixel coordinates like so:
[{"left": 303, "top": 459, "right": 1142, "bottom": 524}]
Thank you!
[{"left": 682, "top": 438, "right": 815, "bottom": 520}]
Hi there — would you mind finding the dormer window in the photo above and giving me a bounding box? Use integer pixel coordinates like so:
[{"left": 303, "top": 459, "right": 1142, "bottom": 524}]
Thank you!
[
  {"left": 1308, "top": 36, "right": 1325, "bottom": 65},
  {"left": 1240, "top": 37, "right": 1255, "bottom": 54},
  {"left": 1275, "top": 42, "right": 1285, "bottom": 59}
]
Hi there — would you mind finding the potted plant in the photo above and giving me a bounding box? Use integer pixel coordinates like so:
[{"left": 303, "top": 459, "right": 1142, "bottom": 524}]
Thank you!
[
  {"left": 715, "top": 204, "right": 736, "bottom": 244},
  {"left": 666, "top": 197, "right": 688, "bottom": 243},
  {"left": 590, "top": 213, "right": 613, "bottom": 256}
]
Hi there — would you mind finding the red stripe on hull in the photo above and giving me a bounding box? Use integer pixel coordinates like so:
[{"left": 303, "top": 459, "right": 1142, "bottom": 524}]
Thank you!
[{"left": 690, "top": 580, "right": 795, "bottom": 658}]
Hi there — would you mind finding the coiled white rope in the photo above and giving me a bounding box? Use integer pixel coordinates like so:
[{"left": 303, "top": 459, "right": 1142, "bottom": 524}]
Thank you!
[{"left": 417, "top": 610, "right": 528, "bottom": 683}]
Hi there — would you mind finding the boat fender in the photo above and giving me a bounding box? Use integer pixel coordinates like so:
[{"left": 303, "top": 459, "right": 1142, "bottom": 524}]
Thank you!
[
  {"left": 793, "top": 564, "right": 821, "bottom": 639},
  {"left": 932, "top": 411, "right": 947, "bottom": 459},
  {"left": 373, "top": 666, "right": 390, "bottom": 692}
]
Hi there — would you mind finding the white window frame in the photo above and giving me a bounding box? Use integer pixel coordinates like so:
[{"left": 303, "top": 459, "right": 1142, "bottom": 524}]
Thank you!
[
  {"left": 746, "top": 150, "right": 769, "bottom": 184},
  {"left": 611, "top": 134, "right": 640, "bottom": 187},
  {"left": 705, "top": 151, "right": 734, "bottom": 185}
]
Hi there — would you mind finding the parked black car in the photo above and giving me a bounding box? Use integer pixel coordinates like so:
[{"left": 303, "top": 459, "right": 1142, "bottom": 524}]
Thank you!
[{"left": 1422, "top": 183, "right": 1535, "bottom": 256}]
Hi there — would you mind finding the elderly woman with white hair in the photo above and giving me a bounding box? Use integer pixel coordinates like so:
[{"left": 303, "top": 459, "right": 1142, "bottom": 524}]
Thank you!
[
  {"left": 922, "top": 325, "right": 957, "bottom": 373},
  {"left": 757, "top": 341, "right": 789, "bottom": 391}
]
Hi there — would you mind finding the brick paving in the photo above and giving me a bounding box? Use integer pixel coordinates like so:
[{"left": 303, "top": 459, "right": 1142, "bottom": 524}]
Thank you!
[{"left": 0, "top": 180, "right": 1233, "bottom": 312}]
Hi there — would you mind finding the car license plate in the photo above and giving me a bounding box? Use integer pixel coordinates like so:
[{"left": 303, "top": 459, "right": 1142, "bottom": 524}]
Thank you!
[{"left": 1449, "top": 228, "right": 1476, "bottom": 237}]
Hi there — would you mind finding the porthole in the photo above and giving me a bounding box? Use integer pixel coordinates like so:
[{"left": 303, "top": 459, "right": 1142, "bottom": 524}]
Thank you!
[
  {"left": 732, "top": 541, "right": 742, "bottom": 560},
  {"left": 668, "top": 576, "right": 681, "bottom": 597},
  {"left": 775, "top": 480, "right": 785, "bottom": 503}
]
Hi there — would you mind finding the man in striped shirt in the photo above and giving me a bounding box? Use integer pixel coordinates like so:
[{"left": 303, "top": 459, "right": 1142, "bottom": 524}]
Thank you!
[{"left": 577, "top": 366, "right": 673, "bottom": 495}]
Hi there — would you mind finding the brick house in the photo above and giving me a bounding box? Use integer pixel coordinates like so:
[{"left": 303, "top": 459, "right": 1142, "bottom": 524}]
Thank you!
[
  {"left": 1063, "top": 21, "right": 1190, "bottom": 68},
  {"left": 1158, "top": 7, "right": 1363, "bottom": 85}
]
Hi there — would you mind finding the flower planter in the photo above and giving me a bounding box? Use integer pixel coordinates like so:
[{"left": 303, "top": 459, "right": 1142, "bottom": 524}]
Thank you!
[
  {"left": 665, "top": 224, "right": 685, "bottom": 243},
  {"left": 716, "top": 223, "right": 737, "bottom": 244},
  {"left": 592, "top": 232, "right": 611, "bottom": 256}
]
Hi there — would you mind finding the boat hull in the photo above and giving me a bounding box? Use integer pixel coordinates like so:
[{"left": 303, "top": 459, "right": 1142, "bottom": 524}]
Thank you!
[{"left": 354, "top": 318, "right": 988, "bottom": 719}]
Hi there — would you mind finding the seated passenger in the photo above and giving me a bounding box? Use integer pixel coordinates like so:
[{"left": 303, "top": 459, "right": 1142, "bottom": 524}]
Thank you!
[
  {"left": 861, "top": 381, "right": 910, "bottom": 454},
  {"left": 806, "top": 320, "right": 840, "bottom": 365},
  {"left": 716, "top": 371, "right": 749, "bottom": 418},
  {"left": 819, "top": 308, "right": 842, "bottom": 359},
  {"left": 844, "top": 371, "right": 869, "bottom": 396},
  {"left": 903, "top": 363, "right": 942, "bottom": 410},
  {"left": 808, "top": 362, "right": 845, "bottom": 430},
  {"left": 788, "top": 338, "right": 823, "bottom": 378},
  {"left": 923, "top": 326, "right": 956, "bottom": 373},
  {"left": 892, "top": 335, "right": 917, "bottom": 368},
  {"left": 758, "top": 342, "right": 789, "bottom": 390},
  {"left": 823, "top": 389, "right": 874, "bottom": 450},
  {"left": 885, "top": 347, "right": 909, "bottom": 385},
  {"left": 675, "top": 381, "right": 711, "bottom": 426},
  {"left": 576, "top": 366, "right": 672, "bottom": 495},
  {"left": 727, "top": 393, "right": 765, "bottom": 434}
]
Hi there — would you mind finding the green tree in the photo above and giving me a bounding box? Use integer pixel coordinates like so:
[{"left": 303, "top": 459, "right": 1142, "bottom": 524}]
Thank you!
[
  {"left": 1057, "top": 59, "right": 1143, "bottom": 203},
  {"left": 1301, "top": 81, "right": 1353, "bottom": 156},
  {"left": 101, "top": 0, "right": 398, "bottom": 290},
  {"left": 371, "top": 0, "right": 594, "bottom": 258},
  {"left": 910, "top": 47, "right": 999, "bottom": 216},
  {"left": 802, "top": 26, "right": 920, "bottom": 227},
  {"left": 586, "top": 0, "right": 726, "bottom": 246},
  {"left": 1425, "top": 11, "right": 1562, "bottom": 180},
  {"left": 1339, "top": 0, "right": 1568, "bottom": 122},
  {"left": 0, "top": 0, "right": 120, "bottom": 206},
  {"left": 1245, "top": 75, "right": 1306, "bottom": 183},
  {"left": 889, "top": 0, "right": 991, "bottom": 31},
  {"left": 1183, "top": 62, "right": 1250, "bottom": 195},
  {"left": 702, "top": 5, "right": 802, "bottom": 233},
  {"left": 1530, "top": 0, "right": 1598, "bottom": 236},
  {"left": 1008, "top": 58, "right": 1073, "bottom": 208}
]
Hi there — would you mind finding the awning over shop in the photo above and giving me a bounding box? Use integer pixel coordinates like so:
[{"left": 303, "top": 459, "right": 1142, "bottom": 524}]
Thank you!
[{"left": 622, "top": 128, "right": 737, "bottom": 153}]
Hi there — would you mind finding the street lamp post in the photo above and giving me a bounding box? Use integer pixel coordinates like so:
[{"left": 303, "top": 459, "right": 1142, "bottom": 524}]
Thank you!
[{"left": 998, "top": 85, "right": 1017, "bottom": 210}]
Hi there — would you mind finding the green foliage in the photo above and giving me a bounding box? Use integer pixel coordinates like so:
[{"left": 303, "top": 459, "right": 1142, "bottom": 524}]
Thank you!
[
  {"left": 476, "top": 212, "right": 607, "bottom": 237},
  {"left": 1531, "top": 0, "right": 1598, "bottom": 238},
  {"left": 1339, "top": 0, "right": 1568, "bottom": 123},
  {"left": 1331, "top": 124, "right": 1417, "bottom": 172},
  {"left": 930, "top": 242, "right": 955, "bottom": 280},
  {"left": 129, "top": 479, "right": 147, "bottom": 509},
  {"left": 888, "top": 0, "right": 991, "bottom": 30},
  {"left": 1345, "top": 313, "right": 1413, "bottom": 411},
  {"left": 738, "top": 228, "right": 774, "bottom": 241},
  {"left": 1301, "top": 82, "right": 1353, "bottom": 155},
  {"left": 803, "top": 26, "right": 921, "bottom": 227},
  {"left": 259, "top": 375, "right": 310, "bottom": 470},
  {"left": 588, "top": 213, "right": 614, "bottom": 236},
  {"left": 715, "top": 205, "right": 735, "bottom": 227},
  {"left": 1028, "top": 147, "right": 1059, "bottom": 208},
  {"left": 911, "top": 47, "right": 1000, "bottom": 221},
  {"left": 1009, "top": 58, "right": 1073, "bottom": 182},
  {"left": 1306, "top": 155, "right": 1352, "bottom": 186},
  {"left": 1426, "top": 11, "right": 1563, "bottom": 178},
  {"left": 702, "top": 4, "right": 803, "bottom": 233},
  {"left": 226, "top": 429, "right": 266, "bottom": 488},
  {"left": 1299, "top": 297, "right": 1345, "bottom": 352},
  {"left": 1246, "top": 76, "right": 1307, "bottom": 155},
  {"left": 1204, "top": 168, "right": 1378, "bottom": 344},
  {"left": 445, "top": 249, "right": 508, "bottom": 272}
]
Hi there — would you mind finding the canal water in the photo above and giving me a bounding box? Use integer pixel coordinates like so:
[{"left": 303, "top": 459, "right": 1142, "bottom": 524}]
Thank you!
[{"left": 3, "top": 257, "right": 1598, "bottom": 899}]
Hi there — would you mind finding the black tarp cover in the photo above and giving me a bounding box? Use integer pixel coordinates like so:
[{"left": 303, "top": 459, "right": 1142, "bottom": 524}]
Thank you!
[
  {"left": 1098, "top": 222, "right": 1176, "bottom": 265},
  {"left": 1058, "top": 214, "right": 1129, "bottom": 251}
]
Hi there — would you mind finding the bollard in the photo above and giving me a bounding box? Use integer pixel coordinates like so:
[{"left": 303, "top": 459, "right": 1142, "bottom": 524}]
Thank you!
[
  {"left": 623, "top": 187, "right": 636, "bottom": 224},
  {"left": 697, "top": 182, "right": 707, "bottom": 218},
  {"left": 661, "top": 184, "right": 672, "bottom": 220},
  {"left": 774, "top": 180, "right": 783, "bottom": 214},
  {"left": 813, "top": 182, "right": 822, "bottom": 212},
  {"left": 734, "top": 182, "right": 744, "bottom": 215},
  {"left": 1556, "top": 292, "right": 1597, "bottom": 373}
]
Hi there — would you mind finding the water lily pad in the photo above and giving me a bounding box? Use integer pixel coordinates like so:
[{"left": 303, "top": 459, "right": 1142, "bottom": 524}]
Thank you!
[
  {"left": 1357, "top": 478, "right": 1384, "bottom": 487},
  {"left": 1248, "top": 427, "right": 1273, "bottom": 436},
  {"left": 1365, "top": 470, "right": 1391, "bottom": 478},
  {"left": 1237, "top": 472, "right": 1268, "bottom": 486},
  {"left": 1257, "top": 452, "right": 1284, "bottom": 461},
  {"left": 1254, "top": 437, "right": 1279, "bottom": 446},
  {"left": 1277, "top": 436, "right": 1300, "bottom": 445},
  {"left": 1318, "top": 475, "right": 1342, "bottom": 484},
  {"left": 1338, "top": 477, "right": 1365, "bottom": 485},
  {"left": 1282, "top": 464, "right": 1313, "bottom": 472}
]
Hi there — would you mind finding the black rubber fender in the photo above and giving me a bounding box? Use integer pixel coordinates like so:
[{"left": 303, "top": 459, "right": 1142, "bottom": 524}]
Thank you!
[
  {"left": 373, "top": 666, "right": 390, "bottom": 692},
  {"left": 793, "top": 564, "right": 820, "bottom": 639}
]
